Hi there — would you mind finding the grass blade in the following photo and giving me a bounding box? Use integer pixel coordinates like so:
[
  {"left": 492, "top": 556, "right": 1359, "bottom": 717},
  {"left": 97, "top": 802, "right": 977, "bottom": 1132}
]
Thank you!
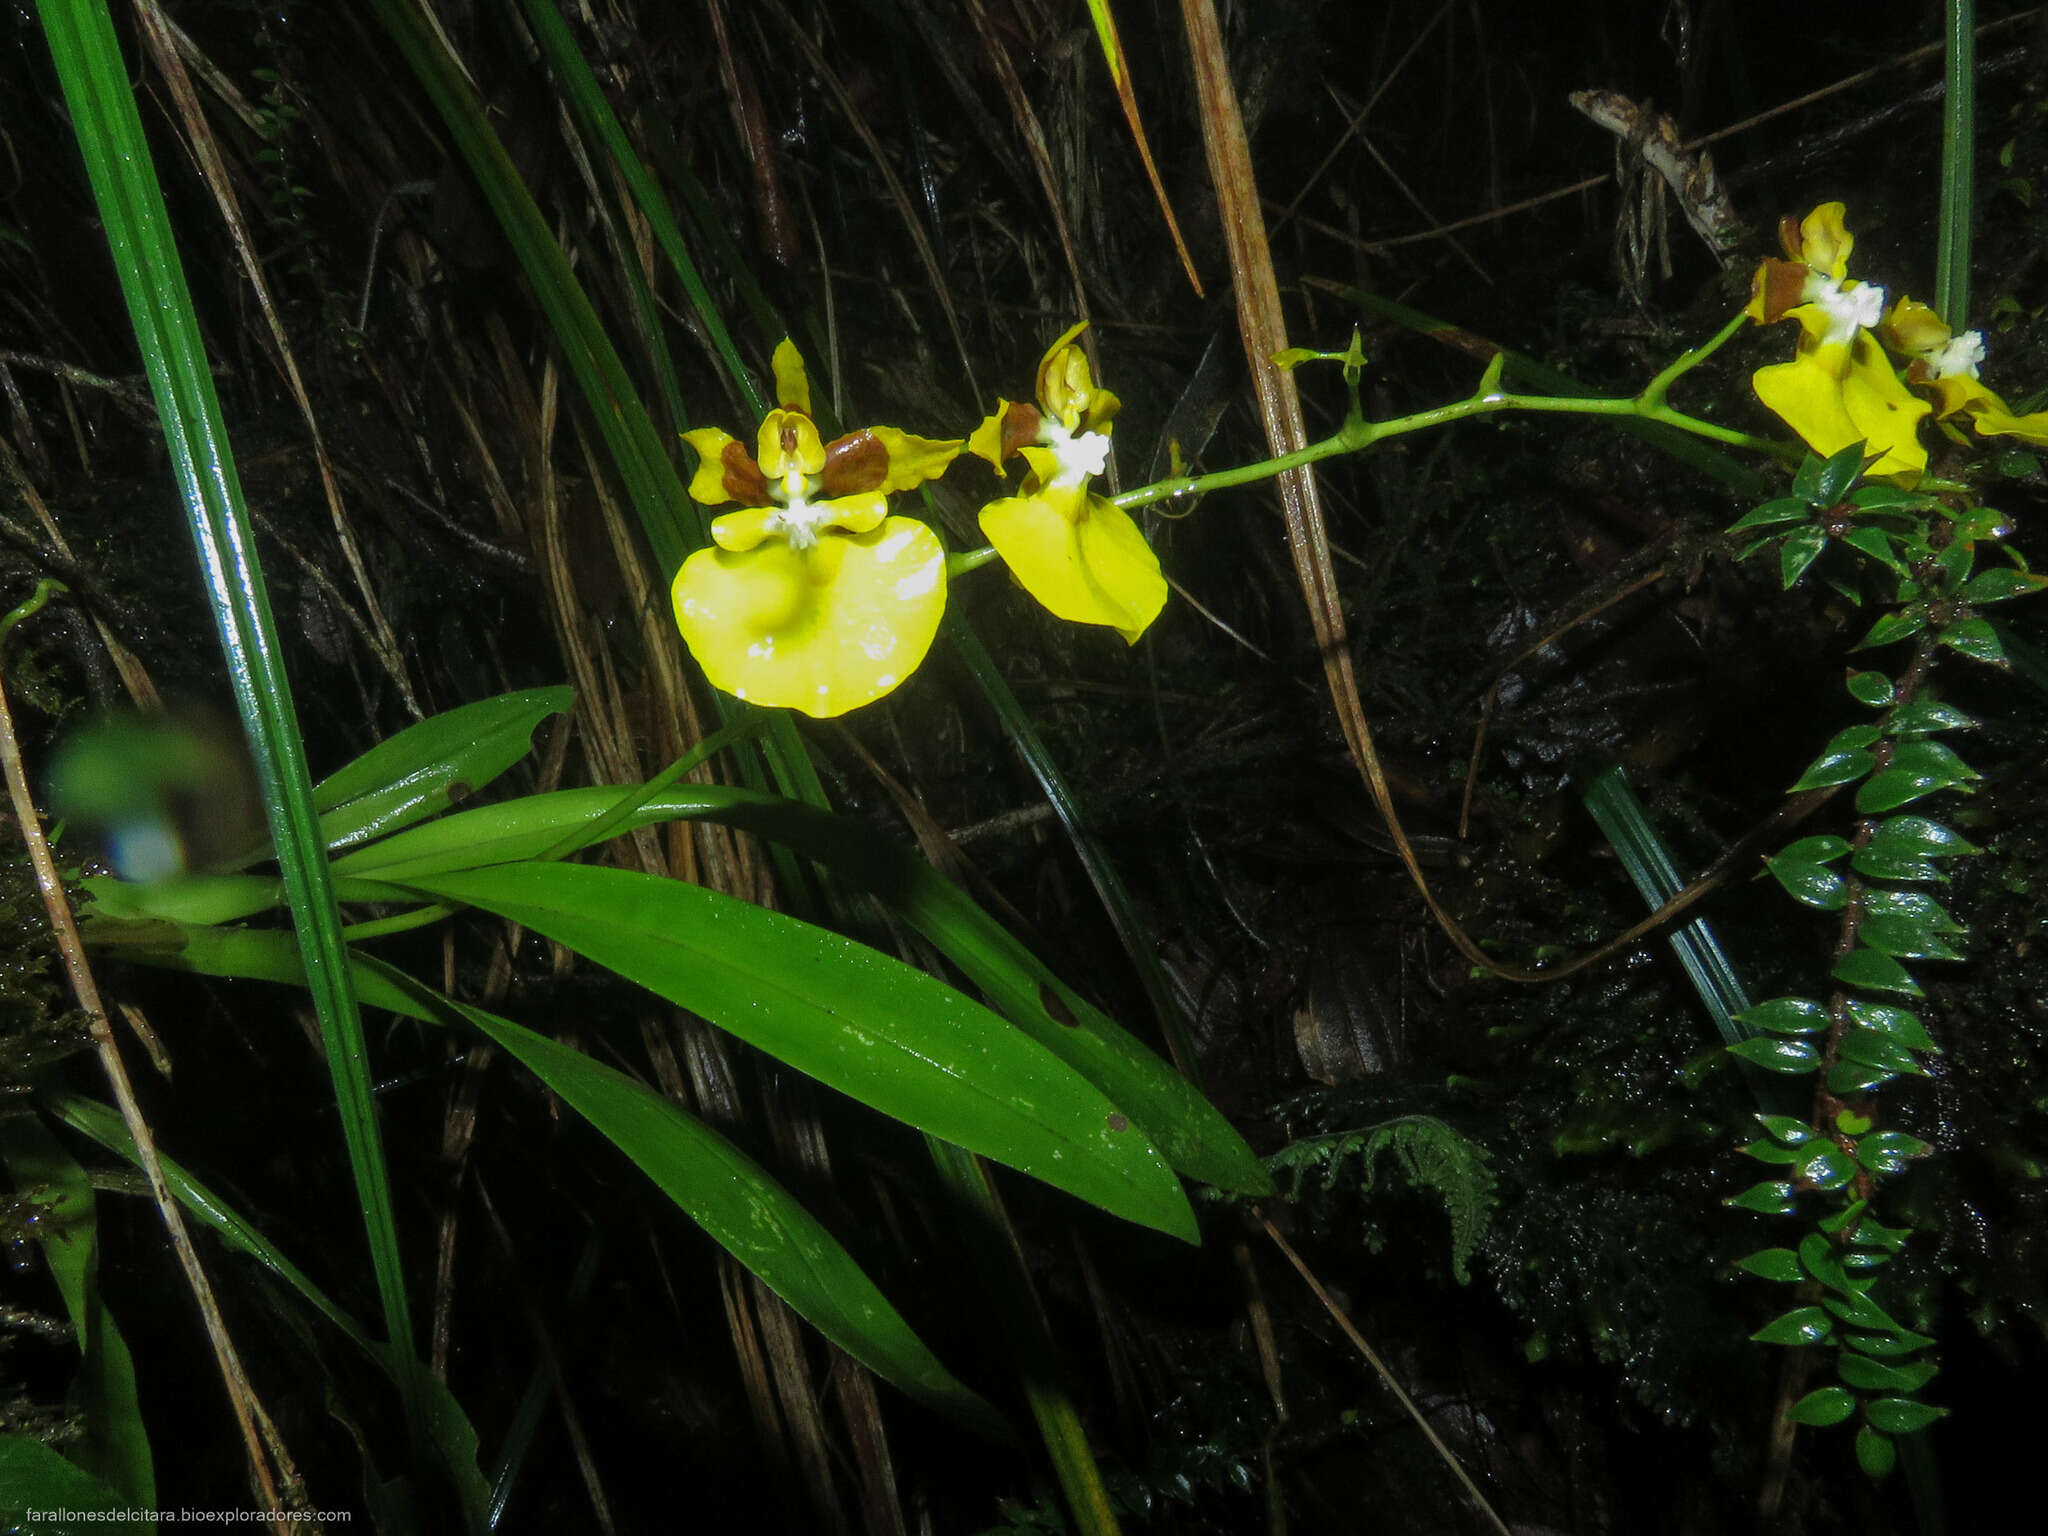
[
  {"left": 1936, "top": 0, "right": 1976, "bottom": 329},
  {"left": 35, "top": 0, "right": 421, "bottom": 1431}
]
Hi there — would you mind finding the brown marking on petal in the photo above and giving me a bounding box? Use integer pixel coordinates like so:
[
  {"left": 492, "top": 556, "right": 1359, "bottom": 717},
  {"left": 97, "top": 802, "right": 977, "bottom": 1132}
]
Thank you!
[
  {"left": 1039, "top": 982, "right": 1080, "bottom": 1027},
  {"left": 1751, "top": 259, "right": 1809, "bottom": 326},
  {"left": 1000, "top": 402, "right": 1043, "bottom": 463},
  {"left": 1776, "top": 213, "right": 1805, "bottom": 262},
  {"left": 719, "top": 440, "right": 772, "bottom": 505},
  {"left": 1106, "top": 1112, "right": 1129, "bottom": 1133},
  {"left": 820, "top": 429, "right": 889, "bottom": 495}
]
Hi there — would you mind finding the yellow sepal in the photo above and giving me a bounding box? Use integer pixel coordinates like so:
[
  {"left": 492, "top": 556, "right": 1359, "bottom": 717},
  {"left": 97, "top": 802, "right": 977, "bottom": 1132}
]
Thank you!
[{"left": 771, "top": 338, "right": 811, "bottom": 415}]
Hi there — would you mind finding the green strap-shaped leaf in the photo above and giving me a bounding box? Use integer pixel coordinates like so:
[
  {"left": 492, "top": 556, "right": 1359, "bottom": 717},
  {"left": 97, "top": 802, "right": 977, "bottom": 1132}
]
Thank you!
[
  {"left": 311, "top": 686, "right": 572, "bottom": 852},
  {"left": 0, "top": 1435, "right": 133, "bottom": 1529},
  {"left": 40, "top": 1091, "right": 492, "bottom": 1531},
  {"left": 357, "top": 958, "right": 1013, "bottom": 1440},
  {"left": 393, "top": 861, "right": 1199, "bottom": 1242},
  {"left": 113, "top": 926, "right": 1011, "bottom": 1439},
  {"left": 0, "top": 1116, "right": 153, "bottom": 1515},
  {"left": 333, "top": 783, "right": 1268, "bottom": 1195}
]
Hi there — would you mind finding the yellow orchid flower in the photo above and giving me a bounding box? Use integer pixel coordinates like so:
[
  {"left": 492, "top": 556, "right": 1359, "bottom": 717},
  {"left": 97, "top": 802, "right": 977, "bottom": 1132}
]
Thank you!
[
  {"left": 1746, "top": 204, "right": 1929, "bottom": 483},
  {"left": 969, "top": 322, "right": 1168, "bottom": 643},
  {"left": 672, "top": 340, "right": 961, "bottom": 717},
  {"left": 1881, "top": 296, "right": 2048, "bottom": 448}
]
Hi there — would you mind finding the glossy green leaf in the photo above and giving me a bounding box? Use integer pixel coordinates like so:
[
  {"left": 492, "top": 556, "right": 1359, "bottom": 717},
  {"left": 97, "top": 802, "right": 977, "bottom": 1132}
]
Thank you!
[
  {"left": 1884, "top": 699, "right": 1974, "bottom": 737},
  {"left": 1828, "top": 1060, "right": 1898, "bottom": 1095},
  {"left": 1938, "top": 616, "right": 2006, "bottom": 665},
  {"left": 126, "top": 927, "right": 1010, "bottom": 1437},
  {"left": 1751, "top": 1305, "right": 1834, "bottom": 1345},
  {"left": 311, "top": 686, "right": 571, "bottom": 853},
  {"left": 1865, "top": 1397, "right": 1946, "bottom": 1435},
  {"left": 335, "top": 784, "right": 1266, "bottom": 1194},
  {"left": 1726, "top": 1181, "right": 1798, "bottom": 1215},
  {"left": 1856, "top": 916, "right": 1963, "bottom": 961},
  {"left": 1739, "top": 1139, "right": 1804, "bottom": 1165},
  {"left": 1960, "top": 566, "right": 2046, "bottom": 603},
  {"left": 1779, "top": 525, "right": 1829, "bottom": 587},
  {"left": 1869, "top": 816, "right": 1979, "bottom": 859},
  {"left": 395, "top": 861, "right": 1198, "bottom": 1241},
  {"left": 1854, "top": 609, "right": 1927, "bottom": 649},
  {"left": 1858, "top": 890, "right": 1964, "bottom": 933},
  {"left": 1736, "top": 1248, "right": 1804, "bottom": 1282},
  {"left": 1846, "top": 1326, "right": 1936, "bottom": 1357},
  {"left": 1843, "top": 1000, "right": 1938, "bottom": 1051},
  {"left": 357, "top": 958, "right": 1010, "bottom": 1436},
  {"left": 1766, "top": 856, "right": 1846, "bottom": 909},
  {"left": 1797, "top": 1232, "right": 1855, "bottom": 1294},
  {"left": 1824, "top": 724, "right": 1883, "bottom": 753},
  {"left": 0, "top": 1115, "right": 153, "bottom": 1511},
  {"left": 1845, "top": 670, "right": 1896, "bottom": 707},
  {"left": 1797, "top": 444, "right": 1867, "bottom": 507},
  {"left": 1856, "top": 1426, "right": 1897, "bottom": 1479},
  {"left": 1831, "top": 948, "right": 1922, "bottom": 998},
  {"left": 1728, "top": 1037, "right": 1820, "bottom": 1074},
  {"left": 1845, "top": 1212, "right": 1914, "bottom": 1252},
  {"left": 1839, "top": 1354, "right": 1935, "bottom": 1393},
  {"left": 1798, "top": 1144, "right": 1857, "bottom": 1192},
  {"left": 1854, "top": 739, "right": 1979, "bottom": 814},
  {"left": 1834, "top": 1109, "right": 1872, "bottom": 1136},
  {"left": 1755, "top": 1113, "right": 1818, "bottom": 1145},
  {"left": 1856, "top": 1131, "right": 1934, "bottom": 1175},
  {"left": 1790, "top": 746, "right": 1875, "bottom": 792},
  {"left": 1823, "top": 1288, "right": 1904, "bottom": 1333},
  {"left": 1841, "top": 1248, "right": 1893, "bottom": 1273},
  {"left": 1839, "top": 1027, "right": 1928, "bottom": 1076},
  {"left": 1838, "top": 525, "right": 1904, "bottom": 571},
  {"left": 1777, "top": 836, "right": 1851, "bottom": 866},
  {"left": 1734, "top": 999, "right": 1826, "bottom": 1040},
  {"left": 0, "top": 1435, "right": 134, "bottom": 1525},
  {"left": 1728, "top": 497, "right": 1812, "bottom": 531},
  {"left": 1787, "top": 1386, "right": 1857, "bottom": 1426},
  {"left": 1847, "top": 482, "right": 1928, "bottom": 512}
]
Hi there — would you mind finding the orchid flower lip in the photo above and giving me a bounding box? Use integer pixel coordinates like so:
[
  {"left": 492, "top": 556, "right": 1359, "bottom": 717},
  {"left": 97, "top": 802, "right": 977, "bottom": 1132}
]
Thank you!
[
  {"left": 1812, "top": 280, "right": 1885, "bottom": 345},
  {"left": 1930, "top": 331, "right": 1987, "bottom": 380},
  {"left": 1042, "top": 420, "right": 1112, "bottom": 488}
]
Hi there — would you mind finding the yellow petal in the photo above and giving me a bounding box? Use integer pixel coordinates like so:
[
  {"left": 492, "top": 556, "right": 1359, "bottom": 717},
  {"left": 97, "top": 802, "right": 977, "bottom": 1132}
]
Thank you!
[
  {"left": 682, "top": 427, "right": 761, "bottom": 507},
  {"left": 771, "top": 338, "right": 811, "bottom": 415},
  {"left": 1036, "top": 322, "right": 1120, "bottom": 433},
  {"left": 1034, "top": 320, "right": 1092, "bottom": 414},
  {"left": 710, "top": 507, "right": 780, "bottom": 552},
  {"left": 671, "top": 518, "right": 947, "bottom": 718},
  {"left": 1965, "top": 399, "right": 2048, "bottom": 447},
  {"left": 1016, "top": 443, "right": 1066, "bottom": 495},
  {"left": 979, "top": 490, "right": 1167, "bottom": 643},
  {"left": 814, "top": 491, "right": 889, "bottom": 534},
  {"left": 756, "top": 409, "right": 826, "bottom": 479},
  {"left": 1880, "top": 295, "right": 1952, "bottom": 357},
  {"left": 1839, "top": 335, "right": 1929, "bottom": 483},
  {"left": 1792, "top": 203, "right": 1853, "bottom": 279}
]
